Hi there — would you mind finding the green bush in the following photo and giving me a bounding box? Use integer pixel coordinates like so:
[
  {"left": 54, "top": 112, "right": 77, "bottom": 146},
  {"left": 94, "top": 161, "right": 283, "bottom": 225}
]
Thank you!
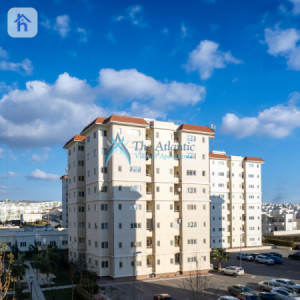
[{"left": 264, "top": 238, "right": 295, "bottom": 248}]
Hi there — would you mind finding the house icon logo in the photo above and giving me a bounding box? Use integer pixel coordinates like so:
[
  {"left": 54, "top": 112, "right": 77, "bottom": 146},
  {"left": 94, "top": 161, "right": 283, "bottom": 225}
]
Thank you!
[
  {"left": 8, "top": 8, "right": 38, "bottom": 38},
  {"left": 14, "top": 14, "right": 31, "bottom": 32}
]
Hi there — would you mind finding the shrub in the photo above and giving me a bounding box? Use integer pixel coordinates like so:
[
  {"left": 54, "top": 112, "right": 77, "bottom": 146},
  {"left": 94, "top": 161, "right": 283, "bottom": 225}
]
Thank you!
[
  {"left": 74, "top": 286, "right": 93, "bottom": 300},
  {"left": 264, "top": 238, "right": 295, "bottom": 248}
]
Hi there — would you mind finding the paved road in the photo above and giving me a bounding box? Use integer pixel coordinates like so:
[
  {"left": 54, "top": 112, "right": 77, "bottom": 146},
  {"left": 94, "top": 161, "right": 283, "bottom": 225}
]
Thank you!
[{"left": 100, "top": 249, "right": 300, "bottom": 300}]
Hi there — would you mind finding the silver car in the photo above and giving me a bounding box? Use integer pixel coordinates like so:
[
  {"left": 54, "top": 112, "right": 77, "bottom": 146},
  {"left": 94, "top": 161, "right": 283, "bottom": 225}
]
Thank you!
[
  {"left": 272, "top": 279, "right": 300, "bottom": 293},
  {"left": 255, "top": 255, "right": 275, "bottom": 265},
  {"left": 258, "top": 280, "right": 281, "bottom": 291}
]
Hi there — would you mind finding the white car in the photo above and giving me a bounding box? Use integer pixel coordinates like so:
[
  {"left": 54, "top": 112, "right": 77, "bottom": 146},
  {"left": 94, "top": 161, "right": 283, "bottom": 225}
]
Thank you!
[
  {"left": 217, "top": 297, "right": 239, "bottom": 300},
  {"left": 221, "top": 266, "right": 244, "bottom": 277},
  {"left": 258, "top": 280, "right": 281, "bottom": 291},
  {"left": 271, "top": 287, "right": 300, "bottom": 300},
  {"left": 272, "top": 279, "right": 300, "bottom": 293},
  {"left": 255, "top": 255, "right": 275, "bottom": 265}
]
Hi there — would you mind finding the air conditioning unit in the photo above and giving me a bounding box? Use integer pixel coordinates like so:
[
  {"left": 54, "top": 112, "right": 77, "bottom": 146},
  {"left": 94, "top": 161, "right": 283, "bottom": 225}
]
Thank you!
[
  {"left": 177, "top": 188, "right": 181, "bottom": 192},
  {"left": 177, "top": 218, "right": 182, "bottom": 224}
]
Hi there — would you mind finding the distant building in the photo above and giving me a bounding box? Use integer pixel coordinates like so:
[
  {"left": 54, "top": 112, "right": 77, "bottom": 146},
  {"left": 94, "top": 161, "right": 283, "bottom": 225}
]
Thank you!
[
  {"left": 20, "top": 213, "right": 42, "bottom": 223},
  {"left": 0, "top": 226, "right": 68, "bottom": 251},
  {"left": 60, "top": 175, "right": 69, "bottom": 228},
  {"left": 209, "top": 151, "right": 264, "bottom": 249}
]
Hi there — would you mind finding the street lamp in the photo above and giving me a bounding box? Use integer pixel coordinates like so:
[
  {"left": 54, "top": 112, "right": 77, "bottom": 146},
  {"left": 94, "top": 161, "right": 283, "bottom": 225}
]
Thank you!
[
  {"left": 132, "top": 251, "right": 141, "bottom": 300},
  {"left": 29, "top": 276, "right": 33, "bottom": 299},
  {"left": 239, "top": 233, "right": 244, "bottom": 268}
]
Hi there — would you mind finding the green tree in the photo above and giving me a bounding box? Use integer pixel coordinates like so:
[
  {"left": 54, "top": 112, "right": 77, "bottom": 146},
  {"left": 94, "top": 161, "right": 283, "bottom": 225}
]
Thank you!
[{"left": 211, "top": 248, "right": 229, "bottom": 271}]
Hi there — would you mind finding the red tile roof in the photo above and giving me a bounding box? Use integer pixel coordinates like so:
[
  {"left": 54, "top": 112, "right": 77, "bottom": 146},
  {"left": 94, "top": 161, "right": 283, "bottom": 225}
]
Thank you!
[
  {"left": 209, "top": 153, "right": 229, "bottom": 159},
  {"left": 60, "top": 174, "right": 68, "bottom": 179},
  {"left": 81, "top": 115, "right": 149, "bottom": 134},
  {"left": 105, "top": 115, "right": 149, "bottom": 126},
  {"left": 63, "top": 135, "right": 86, "bottom": 148},
  {"left": 81, "top": 117, "right": 106, "bottom": 134},
  {"left": 244, "top": 157, "right": 264, "bottom": 163},
  {"left": 178, "top": 124, "right": 215, "bottom": 135}
]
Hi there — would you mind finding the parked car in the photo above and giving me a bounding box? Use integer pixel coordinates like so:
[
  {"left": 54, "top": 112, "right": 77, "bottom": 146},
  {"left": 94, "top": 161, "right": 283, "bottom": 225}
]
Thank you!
[
  {"left": 228, "top": 285, "right": 257, "bottom": 297},
  {"left": 272, "top": 279, "right": 300, "bottom": 293},
  {"left": 217, "top": 297, "right": 239, "bottom": 300},
  {"left": 269, "top": 255, "right": 283, "bottom": 264},
  {"left": 153, "top": 295, "right": 173, "bottom": 300},
  {"left": 271, "top": 287, "right": 300, "bottom": 300},
  {"left": 258, "top": 292, "right": 283, "bottom": 300},
  {"left": 288, "top": 252, "right": 300, "bottom": 261},
  {"left": 268, "top": 252, "right": 283, "bottom": 258},
  {"left": 236, "top": 293, "right": 259, "bottom": 300},
  {"left": 255, "top": 255, "right": 275, "bottom": 265},
  {"left": 248, "top": 253, "right": 260, "bottom": 259},
  {"left": 221, "top": 266, "right": 244, "bottom": 277},
  {"left": 258, "top": 280, "right": 281, "bottom": 291},
  {"left": 262, "top": 253, "right": 273, "bottom": 257},
  {"left": 236, "top": 253, "right": 255, "bottom": 261}
]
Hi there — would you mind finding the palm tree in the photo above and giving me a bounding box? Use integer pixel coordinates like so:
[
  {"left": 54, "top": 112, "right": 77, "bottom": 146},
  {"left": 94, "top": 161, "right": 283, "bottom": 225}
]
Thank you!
[{"left": 211, "top": 248, "right": 229, "bottom": 271}]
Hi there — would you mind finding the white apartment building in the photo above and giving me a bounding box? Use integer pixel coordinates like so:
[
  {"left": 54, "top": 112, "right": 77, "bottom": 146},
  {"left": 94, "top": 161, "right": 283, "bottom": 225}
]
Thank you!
[
  {"left": 60, "top": 175, "right": 69, "bottom": 228},
  {"left": 0, "top": 226, "right": 68, "bottom": 251},
  {"left": 210, "top": 151, "right": 264, "bottom": 249},
  {"left": 64, "top": 115, "right": 214, "bottom": 279}
]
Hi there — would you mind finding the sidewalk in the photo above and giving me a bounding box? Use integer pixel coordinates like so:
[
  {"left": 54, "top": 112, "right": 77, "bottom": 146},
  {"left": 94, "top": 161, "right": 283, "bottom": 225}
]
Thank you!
[{"left": 24, "top": 261, "right": 46, "bottom": 300}]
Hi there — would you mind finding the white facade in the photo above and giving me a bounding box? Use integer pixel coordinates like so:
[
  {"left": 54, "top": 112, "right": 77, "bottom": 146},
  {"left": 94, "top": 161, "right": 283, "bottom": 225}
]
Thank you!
[
  {"left": 262, "top": 212, "right": 298, "bottom": 234},
  {"left": 0, "top": 227, "right": 68, "bottom": 251},
  {"left": 210, "top": 151, "right": 264, "bottom": 249},
  {"left": 60, "top": 175, "right": 68, "bottom": 228},
  {"left": 0, "top": 200, "right": 61, "bottom": 222},
  {"left": 64, "top": 115, "right": 214, "bottom": 279},
  {"left": 20, "top": 213, "right": 43, "bottom": 223}
]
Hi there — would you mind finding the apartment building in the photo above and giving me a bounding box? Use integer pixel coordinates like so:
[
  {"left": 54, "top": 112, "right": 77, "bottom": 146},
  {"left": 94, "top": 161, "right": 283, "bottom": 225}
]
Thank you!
[
  {"left": 63, "top": 115, "right": 214, "bottom": 279},
  {"left": 210, "top": 151, "right": 264, "bottom": 249},
  {"left": 60, "top": 175, "right": 69, "bottom": 228}
]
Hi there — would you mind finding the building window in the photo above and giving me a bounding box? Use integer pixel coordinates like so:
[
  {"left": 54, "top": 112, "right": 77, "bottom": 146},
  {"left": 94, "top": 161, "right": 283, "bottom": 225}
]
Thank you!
[
  {"left": 119, "top": 223, "right": 122, "bottom": 229},
  {"left": 187, "top": 170, "right": 196, "bottom": 176},
  {"left": 119, "top": 242, "right": 122, "bottom": 248},
  {"left": 101, "top": 186, "right": 108, "bottom": 193},
  {"left": 118, "top": 166, "right": 122, "bottom": 172},
  {"left": 130, "top": 223, "right": 141, "bottom": 229},
  {"left": 187, "top": 204, "right": 197, "bottom": 210},
  {"left": 101, "top": 223, "right": 108, "bottom": 230},
  {"left": 101, "top": 242, "right": 108, "bottom": 248},
  {"left": 20, "top": 242, "right": 26, "bottom": 247},
  {"left": 101, "top": 130, "right": 107, "bottom": 137},
  {"left": 187, "top": 188, "right": 196, "bottom": 193},
  {"left": 101, "top": 204, "right": 108, "bottom": 211},
  {"left": 187, "top": 222, "right": 197, "bottom": 228},
  {"left": 186, "top": 135, "right": 196, "bottom": 142},
  {"left": 95, "top": 241, "right": 98, "bottom": 248},
  {"left": 119, "top": 262, "right": 123, "bottom": 268},
  {"left": 101, "top": 261, "right": 108, "bottom": 268},
  {"left": 156, "top": 186, "right": 160, "bottom": 192},
  {"left": 130, "top": 166, "right": 141, "bottom": 173}
]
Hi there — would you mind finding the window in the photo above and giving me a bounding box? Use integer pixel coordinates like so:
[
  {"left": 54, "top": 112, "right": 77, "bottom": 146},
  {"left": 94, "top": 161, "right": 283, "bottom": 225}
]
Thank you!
[
  {"left": 187, "top": 170, "right": 196, "bottom": 176},
  {"left": 95, "top": 241, "right": 98, "bottom": 248},
  {"left": 156, "top": 186, "right": 160, "bottom": 192},
  {"left": 119, "top": 262, "right": 123, "bottom": 268},
  {"left": 78, "top": 160, "right": 84, "bottom": 166},
  {"left": 187, "top": 257, "right": 197, "bottom": 262},
  {"left": 119, "top": 223, "right": 122, "bottom": 229},
  {"left": 94, "top": 223, "right": 98, "bottom": 229},
  {"left": 101, "top": 130, "right": 107, "bottom": 137},
  {"left": 101, "top": 242, "right": 108, "bottom": 248},
  {"left": 101, "top": 261, "right": 108, "bottom": 268},
  {"left": 130, "top": 166, "right": 141, "bottom": 173},
  {"left": 93, "top": 149, "right": 98, "bottom": 157},
  {"left": 101, "top": 223, "right": 108, "bottom": 230},
  {"left": 187, "top": 187, "right": 196, "bottom": 193},
  {"left": 130, "top": 204, "right": 142, "bottom": 210},
  {"left": 101, "top": 204, "right": 108, "bottom": 211},
  {"left": 156, "top": 204, "right": 160, "bottom": 210},
  {"left": 78, "top": 191, "right": 85, "bottom": 197},
  {"left": 78, "top": 145, "right": 84, "bottom": 151},
  {"left": 119, "top": 242, "right": 122, "bottom": 248},
  {"left": 186, "top": 135, "right": 196, "bottom": 142},
  {"left": 118, "top": 166, "right": 122, "bottom": 172},
  {"left": 129, "top": 129, "right": 140, "bottom": 136},
  {"left": 130, "top": 223, "right": 141, "bottom": 229},
  {"left": 131, "top": 241, "right": 142, "bottom": 247},
  {"left": 187, "top": 239, "right": 197, "bottom": 244},
  {"left": 130, "top": 185, "right": 141, "bottom": 192},
  {"left": 218, "top": 172, "right": 224, "bottom": 176},
  {"left": 118, "top": 204, "right": 122, "bottom": 210},
  {"left": 101, "top": 186, "right": 108, "bottom": 192},
  {"left": 101, "top": 148, "right": 107, "bottom": 155},
  {"left": 187, "top": 204, "right": 197, "bottom": 210},
  {"left": 20, "top": 242, "right": 26, "bottom": 247},
  {"left": 202, "top": 171, "right": 206, "bottom": 176},
  {"left": 157, "top": 222, "right": 160, "bottom": 228},
  {"left": 94, "top": 131, "right": 97, "bottom": 139},
  {"left": 157, "top": 259, "right": 160, "bottom": 265},
  {"left": 87, "top": 153, "right": 90, "bottom": 160},
  {"left": 78, "top": 176, "right": 84, "bottom": 182},
  {"left": 187, "top": 222, "right": 197, "bottom": 228},
  {"left": 156, "top": 168, "right": 160, "bottom": 174}
]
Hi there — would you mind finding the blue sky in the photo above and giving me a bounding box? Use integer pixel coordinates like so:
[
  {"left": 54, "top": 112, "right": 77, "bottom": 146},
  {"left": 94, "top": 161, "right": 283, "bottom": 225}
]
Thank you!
[{"left": 0, "top": 0, "right": 300, "bottom": 203}]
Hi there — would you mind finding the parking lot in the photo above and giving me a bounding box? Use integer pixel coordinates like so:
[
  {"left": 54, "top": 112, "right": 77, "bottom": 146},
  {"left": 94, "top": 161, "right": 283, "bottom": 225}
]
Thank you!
[{"left": 101, "top": 249, "right": 300, "bottom": 300}]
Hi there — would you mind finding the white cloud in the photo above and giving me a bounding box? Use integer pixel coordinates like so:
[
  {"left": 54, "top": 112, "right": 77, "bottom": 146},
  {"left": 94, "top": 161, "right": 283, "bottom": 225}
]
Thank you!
[
  {"left": 27, "top": 169, "right": 60, "bottom": 181},
  {"left": 288, "top": 0, "right": 300, "bottom": 15},
  {"left": 181, "top": 23, "right": 188, "bottom": 38},
  {"left": 0, "top": 47, "right": 32, "bottom": 75},
  {"left": 0, "top": 171, "right": 18, "bottom": 178},
  {"left": 129, "top": 102, "right": 167, "bottom": 119},
  {"left": 31, "top": 153, "right": 49, "bottom": 162},
  {"left": 54, "top": 15, "right": 70, "bottom": 37},
  {"left": 221, "top": 93, "right": 300, "bottom": 138},
  {"left": 43, "top": 15, "right": 88, "bottom": 42},
  {"left": 98, "top": 68, "right": 205, "bottom": 106},
  {"left": 0, "top": 69, "right": 205, "bottom": 148},
  {"left": 0, "top": 47, "right": 8, "bottom": 59},
  {"left": 115, "top": 5, "right": 146, "bottom": 27},
  {"left": 185, "top": 40, "right": 242, "bottom": 80},
  {"left": 264, "top": 26, "right": 300, "bottom": 70},
  {"left": 0, "top": 59, "right": 33, "bottom": 75}
]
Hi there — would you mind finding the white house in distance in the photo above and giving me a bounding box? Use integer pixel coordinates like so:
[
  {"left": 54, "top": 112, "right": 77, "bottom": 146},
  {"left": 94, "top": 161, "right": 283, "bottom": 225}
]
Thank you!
[{"left": 209, "top": 150, "right": 264, "bottom": 249}]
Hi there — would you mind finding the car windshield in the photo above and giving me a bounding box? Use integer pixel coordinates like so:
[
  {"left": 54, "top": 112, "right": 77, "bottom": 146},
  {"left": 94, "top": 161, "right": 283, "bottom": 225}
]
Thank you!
[{"left": 241, "top": 287, "right": 251, "bottom": 292}]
